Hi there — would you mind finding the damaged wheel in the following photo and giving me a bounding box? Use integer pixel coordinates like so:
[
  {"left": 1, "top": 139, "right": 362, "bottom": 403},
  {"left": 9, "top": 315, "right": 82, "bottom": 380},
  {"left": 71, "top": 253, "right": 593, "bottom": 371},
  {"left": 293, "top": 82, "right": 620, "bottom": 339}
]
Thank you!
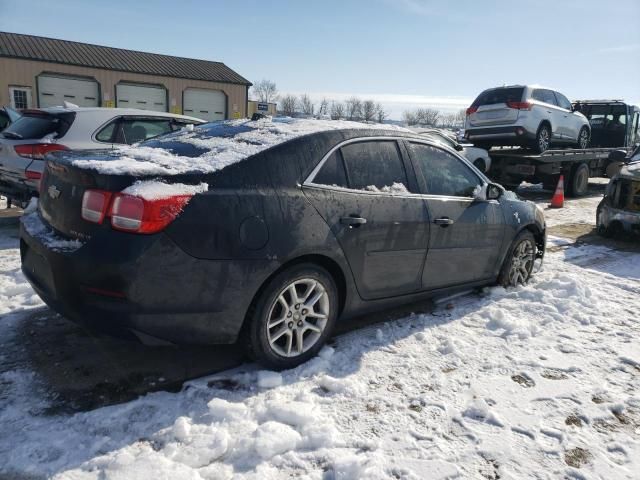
[
  {"left": 245, "top": 263, "right": 338, "bottom": 370},
  {"left": 498, "top": 231, "right": 536, "bottom": 287}
]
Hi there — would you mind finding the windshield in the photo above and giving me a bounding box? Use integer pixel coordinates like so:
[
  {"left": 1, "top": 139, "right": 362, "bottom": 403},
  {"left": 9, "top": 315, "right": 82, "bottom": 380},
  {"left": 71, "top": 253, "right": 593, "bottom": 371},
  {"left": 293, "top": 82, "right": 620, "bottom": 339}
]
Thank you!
[{"left": 471, "top": 87, "right": 524, "bottom": 107}]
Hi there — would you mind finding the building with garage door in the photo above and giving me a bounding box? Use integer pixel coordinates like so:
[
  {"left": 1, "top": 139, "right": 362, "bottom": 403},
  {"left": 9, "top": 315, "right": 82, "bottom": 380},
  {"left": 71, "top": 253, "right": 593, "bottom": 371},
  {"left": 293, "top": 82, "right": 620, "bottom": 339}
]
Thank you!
[{"left": 0, "top": 31, "right": 251, "bottom": 121}]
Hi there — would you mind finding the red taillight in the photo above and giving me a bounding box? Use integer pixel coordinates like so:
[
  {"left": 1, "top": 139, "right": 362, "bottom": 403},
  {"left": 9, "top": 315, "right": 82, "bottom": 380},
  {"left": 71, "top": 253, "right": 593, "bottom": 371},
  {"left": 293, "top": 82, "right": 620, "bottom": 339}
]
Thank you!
[
  {"left": 14, "top": 144, "right": 70, "bottom": 159},
  {"left": 110, "top": 194, "right": 192, "bottom": 234},
  {"left": 506, "top": 101, "right": 532, "bottom": 110},
  {"left": 466, "top": 106, "right": 478, "bottom": 116},
  {"left": 25, "top": 170, "right": 41, "bottom": 180},
  {"left": 81, "top": 189, "right": 113, "bottom": 224}
]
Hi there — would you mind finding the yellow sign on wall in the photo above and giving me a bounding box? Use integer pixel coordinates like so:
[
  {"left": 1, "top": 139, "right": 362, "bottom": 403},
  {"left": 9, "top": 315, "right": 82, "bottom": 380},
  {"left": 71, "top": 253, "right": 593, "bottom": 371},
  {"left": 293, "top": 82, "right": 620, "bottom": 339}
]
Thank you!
[
  {"left": 233, "top": 111, "right": 241, "bottom": 119},
  {"left": 171, "top": 106, "right": 181, "bottom": 114},
  {"left": 103, "top": 100, "right": 115, "bottom": 108}
]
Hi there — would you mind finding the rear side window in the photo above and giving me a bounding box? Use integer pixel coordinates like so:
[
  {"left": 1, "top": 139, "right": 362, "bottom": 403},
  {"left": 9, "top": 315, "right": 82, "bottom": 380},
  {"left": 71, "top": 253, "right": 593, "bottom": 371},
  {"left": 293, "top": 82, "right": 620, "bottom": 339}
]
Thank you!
[
  {"left": 471, "top": 87, "right": 524, "bottom": 107},
  {"left": 95, "top": 120, "right": 118, "bottom": 142},
  {"left": 1, "top": 111, "right": 75, "bottom": 140},
  {"left": 532, "top": 89, "right": 558, "bottom": 106},
  {"left": 409, "top": 143, "right": 481, "bottom": 197},
  {"left": 340, "top": 141, "right": 409, "bottom": 191},
  {"left": 0, "top": 111, "right": 8, "bottom": 130},
  {"left": 313, "top": 150, "right": 348, "bottom": 188},
  {"left": 121, "top": 118, "right": 173, "bottom": 144}
]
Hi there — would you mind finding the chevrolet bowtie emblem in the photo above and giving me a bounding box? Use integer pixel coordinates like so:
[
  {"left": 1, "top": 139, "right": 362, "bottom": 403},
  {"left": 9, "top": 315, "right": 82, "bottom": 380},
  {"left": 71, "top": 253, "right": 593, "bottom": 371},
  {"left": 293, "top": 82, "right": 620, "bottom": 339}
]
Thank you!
[{"left": 48, "top": 185, "right": 61, "bottom": 199}]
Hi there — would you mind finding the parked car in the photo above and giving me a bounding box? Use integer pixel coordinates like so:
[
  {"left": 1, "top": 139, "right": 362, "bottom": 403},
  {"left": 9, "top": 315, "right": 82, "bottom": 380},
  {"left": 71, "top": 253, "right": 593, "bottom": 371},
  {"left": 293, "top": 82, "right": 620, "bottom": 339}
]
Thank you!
[
  {"left": 0, "top": 107, "right": 204, "bottom": 205},
  {"left": 21, "top": 119, "right": 546, "bottom": 369},
  {"left": 464, "top": 85, "right": 591, "bottom": 153},
  {"left": 416, "top": 128, "right": 492, "bottom": 172},
  {"left": 597, "top": 146, "right": 640, "bottom": 237},
  {"left": 0, "top": 106, "right": 21, "bottom": 132}
]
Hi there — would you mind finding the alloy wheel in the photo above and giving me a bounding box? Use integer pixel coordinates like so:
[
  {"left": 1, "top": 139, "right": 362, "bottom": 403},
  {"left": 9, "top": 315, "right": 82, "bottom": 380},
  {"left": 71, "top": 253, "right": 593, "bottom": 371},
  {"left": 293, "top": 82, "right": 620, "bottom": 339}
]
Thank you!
[
  {"left": 266, "top": 278, "right": 330, "bottom": 357},
  {"left": 508, "top": 240, "right": 535, "bottom": 285},
  {"left": 579, "top": 129, "right": 589, "bottom": 149},
  {"left": 538, "top": 127, "right": 550, "bottom": 152}
]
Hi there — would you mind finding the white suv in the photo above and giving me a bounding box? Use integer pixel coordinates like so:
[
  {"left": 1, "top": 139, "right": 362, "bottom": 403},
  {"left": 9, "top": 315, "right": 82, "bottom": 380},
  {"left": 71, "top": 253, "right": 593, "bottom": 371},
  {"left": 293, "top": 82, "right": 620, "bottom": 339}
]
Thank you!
[
  {"left": 0, "top": 107, "right": 204, "bottom": 204},
  {"left": 464, "top": 85, "right": 590, "bottom": 153}
]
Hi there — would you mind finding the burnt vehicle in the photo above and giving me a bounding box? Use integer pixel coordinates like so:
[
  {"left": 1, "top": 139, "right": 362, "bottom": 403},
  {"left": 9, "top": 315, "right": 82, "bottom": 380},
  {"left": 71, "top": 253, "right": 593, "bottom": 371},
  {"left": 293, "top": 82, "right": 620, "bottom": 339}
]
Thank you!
[
  {"left": 20, "top": 119, "right": 546, "bottom": 369},
  {"left": 597, "top": 146, "right": 640, "bottom": 237}
]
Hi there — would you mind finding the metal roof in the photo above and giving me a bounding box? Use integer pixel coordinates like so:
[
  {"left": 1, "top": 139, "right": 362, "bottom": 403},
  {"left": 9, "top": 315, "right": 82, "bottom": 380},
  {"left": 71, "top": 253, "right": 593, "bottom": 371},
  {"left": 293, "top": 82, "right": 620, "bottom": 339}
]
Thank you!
[{"left": 0, "top": 31, "right": 251, "bottom": 86}]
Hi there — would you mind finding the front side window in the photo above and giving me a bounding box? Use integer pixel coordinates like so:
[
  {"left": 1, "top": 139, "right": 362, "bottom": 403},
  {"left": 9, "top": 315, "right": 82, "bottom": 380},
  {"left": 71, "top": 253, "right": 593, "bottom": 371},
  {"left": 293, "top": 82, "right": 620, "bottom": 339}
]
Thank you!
[
  {"left": 121, "top": 119, "right": 173, "bottom": 144},
  {"left": 409, "top": 143, "right": 481, "bottom": 197},
  {"left": 340, "top": 141, "right": 409, "bottom": 191},
  {"left": 554, "top": 92, "right": 572, "bottom": 111}
]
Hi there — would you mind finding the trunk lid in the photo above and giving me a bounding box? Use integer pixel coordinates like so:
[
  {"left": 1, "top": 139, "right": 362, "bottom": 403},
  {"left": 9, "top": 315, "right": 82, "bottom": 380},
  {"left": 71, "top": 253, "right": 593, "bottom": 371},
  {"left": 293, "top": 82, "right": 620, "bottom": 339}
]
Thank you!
[
  {"left": 38, "top": 152, "right": 138, "bottom": 241},
  {"left": 467, "top": 87, "right": 525, "bottom": 127}
]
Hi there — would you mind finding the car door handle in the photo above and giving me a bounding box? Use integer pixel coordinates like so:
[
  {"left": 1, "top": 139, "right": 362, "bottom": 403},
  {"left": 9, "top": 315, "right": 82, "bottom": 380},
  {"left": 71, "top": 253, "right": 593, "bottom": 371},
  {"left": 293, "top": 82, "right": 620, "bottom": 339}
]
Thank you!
[
  {"left": 340, "top": 216, "right": 367, "bottom": 227},
  {"left": 433, "top": 217, "right": 454, "bottom": 226}
]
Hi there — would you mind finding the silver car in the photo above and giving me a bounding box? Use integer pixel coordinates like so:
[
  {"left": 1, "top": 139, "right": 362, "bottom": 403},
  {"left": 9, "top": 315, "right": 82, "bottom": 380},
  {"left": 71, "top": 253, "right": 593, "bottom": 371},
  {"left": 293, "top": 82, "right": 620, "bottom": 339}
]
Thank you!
[
  {"left": 0, "top": 107, "right": 204, "bottom": 205},
  {"left": 414, "top": 128, "right": 492, "bottom": 172},
  {"left": 464, "top": 85, "right": 591, "bottom": 153}
]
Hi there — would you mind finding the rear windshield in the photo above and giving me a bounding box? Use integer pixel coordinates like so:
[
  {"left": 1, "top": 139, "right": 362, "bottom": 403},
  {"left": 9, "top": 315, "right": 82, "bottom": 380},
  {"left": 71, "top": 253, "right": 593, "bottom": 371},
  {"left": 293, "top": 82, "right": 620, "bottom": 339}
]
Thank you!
[
  {"left": 471, "top": 87, "right": 524, "bottom": 107},
  {"left": 141, "top": 122, "right": 256, "bottom": 158},
  {"left": 1, "top": 111, "right": 75, "bottom": 140}
]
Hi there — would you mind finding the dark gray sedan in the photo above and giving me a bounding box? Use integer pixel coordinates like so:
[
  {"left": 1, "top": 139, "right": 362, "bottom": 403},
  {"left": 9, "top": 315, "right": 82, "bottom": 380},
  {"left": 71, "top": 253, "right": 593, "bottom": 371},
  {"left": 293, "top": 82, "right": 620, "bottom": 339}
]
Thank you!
[{"left": 21, "top": 120, "right": 546, "bottom": 369}]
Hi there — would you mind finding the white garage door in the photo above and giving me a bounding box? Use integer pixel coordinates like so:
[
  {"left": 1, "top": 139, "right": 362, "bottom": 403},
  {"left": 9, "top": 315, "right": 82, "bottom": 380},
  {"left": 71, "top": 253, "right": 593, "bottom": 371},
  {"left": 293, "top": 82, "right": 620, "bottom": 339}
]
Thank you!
[
  {"left": 183, "top": 89, "right": 226, "bottom": 121},
  {"left": 116, "top": 83, "right": 167, "bottom": 112},
  {"left": 37, "top": 75, "right": 99, "bottom": 108}
]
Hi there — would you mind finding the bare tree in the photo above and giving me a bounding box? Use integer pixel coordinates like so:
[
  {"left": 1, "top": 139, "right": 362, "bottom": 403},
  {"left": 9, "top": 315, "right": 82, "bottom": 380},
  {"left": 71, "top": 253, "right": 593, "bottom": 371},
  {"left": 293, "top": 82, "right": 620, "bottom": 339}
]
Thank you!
[
  {"left": 330, "top": 101, "right": 345, "bottom": 120},
  {"left": 403, "top": 108, "right": 440, "bottom": 126},
  {"left": 375, "top": 103, "right": 388, "bottom": 124},
  {"left": 362, "top": 100, "right": 376, "bottom": 122},
  {"left": 299, "top": 94, "right": 315, "bottom": 116},
  {"left": 279, "top": 94, "right": 298, "bottom": 117},
  {"left": 345, "top": 96, "right": 363, "bottom": 121},
  {"left": 454, "top": 108, "right": 467, "bottom": 127},
  {"left": 251, "top": 79, "right": 278, "bottom": 103},
  {"left": 317, "top": 98, "right": 329, "bottom": 117},
  {"left": 439, "top": 113, "right": 457, "bottom": 128}
]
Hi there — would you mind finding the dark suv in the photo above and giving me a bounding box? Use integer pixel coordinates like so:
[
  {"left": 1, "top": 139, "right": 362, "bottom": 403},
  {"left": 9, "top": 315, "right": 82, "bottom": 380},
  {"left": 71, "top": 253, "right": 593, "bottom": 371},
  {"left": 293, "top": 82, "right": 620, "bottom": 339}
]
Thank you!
[{"left": 21, "top": 120, "right": 546, "bottom": 369}]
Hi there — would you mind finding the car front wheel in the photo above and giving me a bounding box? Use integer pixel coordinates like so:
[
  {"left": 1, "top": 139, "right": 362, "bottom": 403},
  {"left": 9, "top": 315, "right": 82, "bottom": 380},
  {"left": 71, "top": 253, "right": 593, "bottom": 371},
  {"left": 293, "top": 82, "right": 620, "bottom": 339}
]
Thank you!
[
  {"left": 245, "top": 263, "right": 338, "bottom": 370},
  {"left": 498, "top": 231, "right": 537, "bottom": 287}
]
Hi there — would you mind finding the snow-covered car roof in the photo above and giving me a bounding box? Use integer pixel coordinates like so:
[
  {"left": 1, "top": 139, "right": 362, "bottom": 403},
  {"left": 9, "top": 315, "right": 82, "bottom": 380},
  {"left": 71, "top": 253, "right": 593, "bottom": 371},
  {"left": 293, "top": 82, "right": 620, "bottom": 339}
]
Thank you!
[{"left": 69, "top": 118, "right": 411, "bottom": 176}]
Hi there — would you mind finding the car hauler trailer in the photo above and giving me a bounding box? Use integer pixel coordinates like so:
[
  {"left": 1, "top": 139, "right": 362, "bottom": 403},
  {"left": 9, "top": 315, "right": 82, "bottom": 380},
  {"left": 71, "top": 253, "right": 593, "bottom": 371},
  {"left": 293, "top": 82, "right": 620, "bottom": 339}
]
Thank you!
[{"left": 486, "top": 100, "right": 640, "bottom": 197}]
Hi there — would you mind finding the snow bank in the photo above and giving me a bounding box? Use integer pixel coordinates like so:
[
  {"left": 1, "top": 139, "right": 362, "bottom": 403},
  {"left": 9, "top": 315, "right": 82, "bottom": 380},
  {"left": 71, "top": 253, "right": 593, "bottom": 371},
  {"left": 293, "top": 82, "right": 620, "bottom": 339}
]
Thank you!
[{"left": 71, "top": 118, "right": 410, "bottom": 176}]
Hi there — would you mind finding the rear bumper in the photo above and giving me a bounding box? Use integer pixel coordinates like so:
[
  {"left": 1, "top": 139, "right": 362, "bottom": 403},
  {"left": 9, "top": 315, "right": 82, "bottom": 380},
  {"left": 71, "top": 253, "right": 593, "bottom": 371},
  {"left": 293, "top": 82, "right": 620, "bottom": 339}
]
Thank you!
[
  {"left": 20, "top": 213, "right": 274, "bottom": 345},
  {"left": 466, "top": 126, "right": 536, "bottom": 145}
]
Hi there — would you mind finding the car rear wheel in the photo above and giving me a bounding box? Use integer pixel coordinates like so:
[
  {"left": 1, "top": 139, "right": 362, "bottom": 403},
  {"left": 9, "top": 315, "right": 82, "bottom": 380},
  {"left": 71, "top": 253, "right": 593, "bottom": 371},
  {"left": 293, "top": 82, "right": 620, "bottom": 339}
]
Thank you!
[
  {"left": 245, "top": 263, "right": 338, "bottom": 370},
  {"left": 568, "top": 163, "right": 589, "bottom": 197},
  {"left": 498, "top": 231, "right": 536, "bottom": 287},
  {"left": 534, "top": 124, "right": 551, "bottom": 153},
  {"left": 576, "top": 127, "right": 589, "bottom": 149}
]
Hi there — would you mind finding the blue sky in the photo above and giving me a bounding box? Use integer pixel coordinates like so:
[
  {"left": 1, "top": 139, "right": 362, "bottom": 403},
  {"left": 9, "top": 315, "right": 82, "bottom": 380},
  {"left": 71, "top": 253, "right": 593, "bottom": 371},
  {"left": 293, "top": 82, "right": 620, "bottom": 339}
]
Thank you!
[{"left": 1, "top": 0, "right": 639, "bottom": 118}]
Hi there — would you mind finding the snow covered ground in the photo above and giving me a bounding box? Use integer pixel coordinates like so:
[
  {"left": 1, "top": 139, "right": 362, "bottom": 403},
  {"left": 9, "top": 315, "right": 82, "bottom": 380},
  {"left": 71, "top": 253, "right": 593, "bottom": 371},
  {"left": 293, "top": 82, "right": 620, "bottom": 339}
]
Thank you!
[{"left": 1, "top": 191, "right": 639, "bottom": 479}]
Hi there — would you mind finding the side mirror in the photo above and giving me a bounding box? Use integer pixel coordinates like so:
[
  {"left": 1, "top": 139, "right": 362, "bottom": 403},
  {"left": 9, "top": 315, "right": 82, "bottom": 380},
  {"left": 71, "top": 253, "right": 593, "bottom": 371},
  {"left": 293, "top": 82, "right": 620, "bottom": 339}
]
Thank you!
[
  {"left": 486, "top": 183, "right": 502, "bottom": 200},
  {"left": 454, "top": 144, "right": 464, "bottom": 152},
  {"left": 474, "top": 183, "right": 502, "bottom": 201},
  {"left": 608, "top": 149, "right": 627, "bottom": 162}
]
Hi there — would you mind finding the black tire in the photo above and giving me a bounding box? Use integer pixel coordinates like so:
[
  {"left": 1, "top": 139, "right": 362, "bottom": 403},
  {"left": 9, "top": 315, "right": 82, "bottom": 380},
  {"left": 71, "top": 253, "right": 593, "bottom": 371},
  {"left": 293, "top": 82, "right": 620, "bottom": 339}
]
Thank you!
[
  {"left": 245, "top": 263, "right": 338, "bottom": 370},
  {"left": 473, "top": 158, "right": 486, "bottom": 172},
  {"left": 534, "top": 123, "right": 551, "bottom": 153},
  {"left": 567, "top": 163, "right": 589, "bottom": 197},
  {"left": 576, "top": 127, "right": 590, "bottom": 150},
  {"left": 498, "top": 230, "right": 537, "bottom": 287}
]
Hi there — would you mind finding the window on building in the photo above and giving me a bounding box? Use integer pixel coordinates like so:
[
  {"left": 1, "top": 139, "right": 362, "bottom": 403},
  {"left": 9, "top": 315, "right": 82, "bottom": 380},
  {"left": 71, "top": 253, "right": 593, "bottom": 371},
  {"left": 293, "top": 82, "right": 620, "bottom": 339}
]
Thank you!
[{"left": 12, "top": 89, "right": 28, "bottom": 109}]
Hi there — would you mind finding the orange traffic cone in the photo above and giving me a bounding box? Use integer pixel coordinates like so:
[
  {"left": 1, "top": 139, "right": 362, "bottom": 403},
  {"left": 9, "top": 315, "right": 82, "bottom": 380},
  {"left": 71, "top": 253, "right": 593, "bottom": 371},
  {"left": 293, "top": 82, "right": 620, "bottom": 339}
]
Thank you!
[{"left": 549, "top": 175, "right": 564, "bottom": 208}]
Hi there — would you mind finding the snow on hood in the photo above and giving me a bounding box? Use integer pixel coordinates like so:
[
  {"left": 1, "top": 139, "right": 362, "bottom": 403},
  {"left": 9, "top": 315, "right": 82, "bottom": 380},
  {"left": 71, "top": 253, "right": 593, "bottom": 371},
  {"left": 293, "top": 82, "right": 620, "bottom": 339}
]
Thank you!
[{"left": 71, "top": 118, "right": 411, "bottom": 176}]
